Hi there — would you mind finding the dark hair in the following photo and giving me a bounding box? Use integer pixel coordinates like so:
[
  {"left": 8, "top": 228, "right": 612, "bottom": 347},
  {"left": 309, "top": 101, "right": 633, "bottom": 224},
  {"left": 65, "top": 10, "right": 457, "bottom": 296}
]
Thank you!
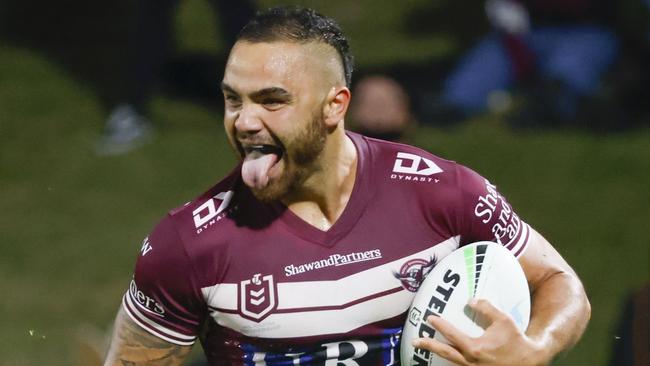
[{"left": 237, "top": 6, "right": 354, "bottom": 87}]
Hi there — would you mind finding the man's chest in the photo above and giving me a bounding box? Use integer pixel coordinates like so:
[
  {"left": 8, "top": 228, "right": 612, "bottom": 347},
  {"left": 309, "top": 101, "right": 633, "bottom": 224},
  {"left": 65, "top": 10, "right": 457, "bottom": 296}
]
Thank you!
[{"left": 198, "top": 216, "right": 460, "bottom": 340}]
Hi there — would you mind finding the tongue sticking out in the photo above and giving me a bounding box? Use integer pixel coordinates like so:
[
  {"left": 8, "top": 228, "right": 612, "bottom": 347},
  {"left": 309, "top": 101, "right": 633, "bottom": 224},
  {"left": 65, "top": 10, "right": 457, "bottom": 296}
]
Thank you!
[{"left": 242, "top": 152, "right": 279, "bottom": 190}]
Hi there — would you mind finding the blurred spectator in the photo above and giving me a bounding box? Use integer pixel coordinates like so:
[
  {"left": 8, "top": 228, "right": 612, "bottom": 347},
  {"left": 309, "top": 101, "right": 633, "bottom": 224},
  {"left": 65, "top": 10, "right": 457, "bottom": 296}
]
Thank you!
[
  {"left": 350, "top": 0, "right": 624, "bottom": 136},
  {"left": 96, "top": 0, "right": 256, "bottom": 155},
  {"left": 438, "top": 0, "right": 620, "bottom": 129},
  {"left": 350, "top": 75, "right": 413, "bottom": 141}
]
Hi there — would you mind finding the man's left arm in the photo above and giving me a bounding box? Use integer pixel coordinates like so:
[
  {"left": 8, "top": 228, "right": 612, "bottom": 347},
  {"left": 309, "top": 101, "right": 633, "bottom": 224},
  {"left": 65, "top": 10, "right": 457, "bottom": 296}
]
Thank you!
[
  {"left": 516, "top": 228, "right": 591, "bottom": 362},
  {"left": 414, "top": 228, "right": 591, "bottom": 365}
]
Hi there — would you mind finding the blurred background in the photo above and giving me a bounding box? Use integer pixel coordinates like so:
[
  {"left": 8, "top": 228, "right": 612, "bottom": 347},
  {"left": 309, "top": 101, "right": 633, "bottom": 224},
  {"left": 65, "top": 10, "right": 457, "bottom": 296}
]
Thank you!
[{"left": 1, "top": 0, "right": 648, "bottom": 365}]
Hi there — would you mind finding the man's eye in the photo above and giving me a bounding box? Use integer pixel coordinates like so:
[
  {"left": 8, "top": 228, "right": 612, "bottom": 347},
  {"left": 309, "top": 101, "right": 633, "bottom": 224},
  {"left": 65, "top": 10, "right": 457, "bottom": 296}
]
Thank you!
[
  {"left": 263, "top": 99, "right": 282, "bottom": 105},
  {"left": 261, "top": 99, "right": 287, "bottom": 109},
  {"left": 225, "top": 95, "right": 241, "bottom": 105}
]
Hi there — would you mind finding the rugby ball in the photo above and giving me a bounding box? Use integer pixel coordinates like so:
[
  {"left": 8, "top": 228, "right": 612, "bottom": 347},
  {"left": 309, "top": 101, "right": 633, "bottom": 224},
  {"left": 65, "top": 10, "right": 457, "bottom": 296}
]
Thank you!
[{"left": 400, "top": 241, "right": 530, "bottom": 366}]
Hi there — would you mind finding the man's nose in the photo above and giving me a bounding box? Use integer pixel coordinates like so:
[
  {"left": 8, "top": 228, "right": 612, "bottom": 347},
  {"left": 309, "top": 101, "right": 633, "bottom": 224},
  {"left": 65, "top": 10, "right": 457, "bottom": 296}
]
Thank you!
[{"left": 234, "top": 104, "right": 264, "bottom": 134}]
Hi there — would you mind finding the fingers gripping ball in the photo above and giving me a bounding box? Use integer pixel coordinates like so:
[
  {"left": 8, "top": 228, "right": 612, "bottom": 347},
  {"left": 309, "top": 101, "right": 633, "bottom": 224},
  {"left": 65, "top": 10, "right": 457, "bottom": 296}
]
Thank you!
[{"left": 400, "top": 242, "right": 530, "bottom": 366}]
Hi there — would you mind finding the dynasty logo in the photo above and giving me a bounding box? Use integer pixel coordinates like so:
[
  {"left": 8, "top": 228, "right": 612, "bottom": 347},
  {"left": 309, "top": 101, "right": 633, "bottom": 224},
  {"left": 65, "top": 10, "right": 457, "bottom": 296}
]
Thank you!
[
  {"left": 192, "top": 191, "right": 234, "bottom": 234},
  {"left": 390, "top": 152, "right": 442, "bottom": 183}
]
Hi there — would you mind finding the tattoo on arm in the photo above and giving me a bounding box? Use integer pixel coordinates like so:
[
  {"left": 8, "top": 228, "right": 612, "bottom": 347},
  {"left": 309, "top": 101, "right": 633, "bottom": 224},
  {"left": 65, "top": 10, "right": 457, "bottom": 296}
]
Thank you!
[{"left": 104, "top": 307, "right": 193, "bottom": 366}]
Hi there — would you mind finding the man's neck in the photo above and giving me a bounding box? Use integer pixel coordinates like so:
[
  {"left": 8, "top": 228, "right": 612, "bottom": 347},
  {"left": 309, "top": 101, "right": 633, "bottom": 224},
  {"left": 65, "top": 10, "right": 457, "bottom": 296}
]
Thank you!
[{"left": 281, "top": 130, "right": 357, "bottom": 231}]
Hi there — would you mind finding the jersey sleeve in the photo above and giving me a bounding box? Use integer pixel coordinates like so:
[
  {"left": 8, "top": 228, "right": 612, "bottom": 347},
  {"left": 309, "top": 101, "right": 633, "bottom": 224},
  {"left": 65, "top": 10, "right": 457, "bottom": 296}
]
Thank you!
[
  {"left": 453, "top": 165, "right": 531, "bottom": 258},
  {"left": 121, "top": 214, "right": 206, "bottom": 345}
]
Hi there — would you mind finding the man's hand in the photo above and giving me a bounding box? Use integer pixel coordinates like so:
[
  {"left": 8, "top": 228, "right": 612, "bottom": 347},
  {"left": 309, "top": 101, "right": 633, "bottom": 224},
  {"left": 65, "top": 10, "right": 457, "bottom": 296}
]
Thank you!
[
  {"left": 412, "top": 299, "right": 544, "bottom": 366},
  {"left": 412, "top": 228, "right": 590, "bottom": 366}
]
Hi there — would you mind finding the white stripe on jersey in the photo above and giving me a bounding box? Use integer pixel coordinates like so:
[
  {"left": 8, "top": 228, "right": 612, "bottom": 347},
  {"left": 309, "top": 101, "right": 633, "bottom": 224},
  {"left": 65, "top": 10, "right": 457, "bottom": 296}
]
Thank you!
[
  {"left": 123, "top": 292, "right": 196, "bottom": 346},
  {"left": 201, "top": 237, "right": 460, "bottom": 338},
  {"left": 215, "top": 286, "right": 413, "bottom": 338}
]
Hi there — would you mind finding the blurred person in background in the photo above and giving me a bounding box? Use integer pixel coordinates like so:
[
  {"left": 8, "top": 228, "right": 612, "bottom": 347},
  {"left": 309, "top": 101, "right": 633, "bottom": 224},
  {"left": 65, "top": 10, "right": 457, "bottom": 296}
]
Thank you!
[
  {"left": 96, "top": 0, "right": 256, "bottom": 155},
  {"left": 351, "top": 0, "right": 623, "bottom": 135},
  {"left": 349, "top": 74, "right": 414, "bottom": 142},
  {"left": 436, "top": 0, "right": 620, "bottom": 129}
]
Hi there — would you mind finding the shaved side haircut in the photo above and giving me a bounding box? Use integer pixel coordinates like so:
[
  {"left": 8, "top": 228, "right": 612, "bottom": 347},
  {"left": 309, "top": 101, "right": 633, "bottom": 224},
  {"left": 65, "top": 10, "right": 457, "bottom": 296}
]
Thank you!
[{"left": 237, "top": 6, "right": 354, "bottom": 87}]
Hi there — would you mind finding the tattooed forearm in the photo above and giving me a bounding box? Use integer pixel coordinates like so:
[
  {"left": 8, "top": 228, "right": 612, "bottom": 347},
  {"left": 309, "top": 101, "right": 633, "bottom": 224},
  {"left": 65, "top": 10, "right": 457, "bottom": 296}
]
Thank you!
[{"left": 104, "top": 308, "right": 193, "bottom": 366}]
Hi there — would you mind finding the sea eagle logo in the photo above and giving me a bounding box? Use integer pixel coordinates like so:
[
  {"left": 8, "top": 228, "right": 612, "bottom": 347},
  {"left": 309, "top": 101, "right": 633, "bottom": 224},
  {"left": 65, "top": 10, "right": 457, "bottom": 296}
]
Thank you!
[{"left": 394, "top": 256, "right": 438, "bottom": 292}]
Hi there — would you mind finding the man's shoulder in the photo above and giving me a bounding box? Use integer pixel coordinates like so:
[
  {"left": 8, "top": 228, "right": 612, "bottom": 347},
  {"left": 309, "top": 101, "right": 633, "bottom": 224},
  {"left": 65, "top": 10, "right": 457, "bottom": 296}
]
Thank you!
[
  {"left": 351, "top": 132, "right": 462, "bottom": 186},
  {"left": 135, "top": 166, "right": 249, "bottom": 288},
  {"left": 169, "top": 166, "right": 241, "bottom": 216},
  {"left": 159, "top": 165, "right": 246, "bottom": 241}
]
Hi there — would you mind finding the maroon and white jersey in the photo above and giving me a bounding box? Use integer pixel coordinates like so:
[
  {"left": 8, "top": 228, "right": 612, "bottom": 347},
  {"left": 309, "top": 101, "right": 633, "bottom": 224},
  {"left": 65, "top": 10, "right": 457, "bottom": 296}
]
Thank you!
[{"left": 122, "top": 132, "right": 531, "bottom": 365}]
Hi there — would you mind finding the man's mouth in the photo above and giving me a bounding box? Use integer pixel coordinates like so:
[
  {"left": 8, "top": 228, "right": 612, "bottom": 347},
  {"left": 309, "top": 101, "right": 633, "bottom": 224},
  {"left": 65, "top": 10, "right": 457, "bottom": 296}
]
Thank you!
[
  {"left": 243, "top": 144, "right": 284, "bottom": 158},
  {"left": 241, "top": 143, "right": 284, "bottom": 190}
]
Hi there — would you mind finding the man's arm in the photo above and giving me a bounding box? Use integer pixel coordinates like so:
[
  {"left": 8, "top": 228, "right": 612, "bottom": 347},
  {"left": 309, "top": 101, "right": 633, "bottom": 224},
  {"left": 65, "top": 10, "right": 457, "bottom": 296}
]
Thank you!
[
  {"left": 413, "top": 228, "right": 591, "bottom": 365},
  {"left": 103, "top": 307, "right": 193, "bottom": 366},
  {"left": 517, "top": 227, "right": 591, "bottom": 362}
]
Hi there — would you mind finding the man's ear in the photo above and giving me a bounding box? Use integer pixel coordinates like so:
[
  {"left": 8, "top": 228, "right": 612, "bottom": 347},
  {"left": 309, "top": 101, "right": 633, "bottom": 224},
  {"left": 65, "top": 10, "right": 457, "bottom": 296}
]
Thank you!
[{"left": 323, "top": 86, "right": 351, "bottom": 129}]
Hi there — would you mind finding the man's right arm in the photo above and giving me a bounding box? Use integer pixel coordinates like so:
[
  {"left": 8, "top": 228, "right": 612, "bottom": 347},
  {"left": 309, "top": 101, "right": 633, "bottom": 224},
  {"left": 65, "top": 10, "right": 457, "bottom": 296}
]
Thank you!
[{"left": 103, "top": 307, "right": 193, "bottom": 366}]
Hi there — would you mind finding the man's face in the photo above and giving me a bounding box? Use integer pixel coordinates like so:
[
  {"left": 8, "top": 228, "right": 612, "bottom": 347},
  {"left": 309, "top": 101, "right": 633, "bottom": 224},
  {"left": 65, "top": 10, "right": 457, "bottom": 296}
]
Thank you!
[{"left": 221, "top": 41, "right": 334, "bottom": 202}]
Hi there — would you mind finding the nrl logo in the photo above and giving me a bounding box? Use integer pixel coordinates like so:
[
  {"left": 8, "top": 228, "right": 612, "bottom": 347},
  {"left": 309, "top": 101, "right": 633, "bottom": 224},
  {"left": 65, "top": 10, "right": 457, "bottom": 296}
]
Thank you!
[{"left": 238, "top": 273, "right": 278, "bottom": 322}]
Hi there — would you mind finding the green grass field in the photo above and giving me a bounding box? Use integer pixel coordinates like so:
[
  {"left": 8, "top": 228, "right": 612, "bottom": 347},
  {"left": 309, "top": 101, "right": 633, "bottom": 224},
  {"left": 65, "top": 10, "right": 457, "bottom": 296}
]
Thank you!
[{"left": 1, "top": 1, "right": 649, "bottom": 365}]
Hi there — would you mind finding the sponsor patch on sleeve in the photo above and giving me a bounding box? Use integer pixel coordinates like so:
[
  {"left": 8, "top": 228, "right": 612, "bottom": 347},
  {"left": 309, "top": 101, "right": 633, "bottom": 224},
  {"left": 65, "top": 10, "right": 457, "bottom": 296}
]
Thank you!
[
  {"left": 122, "top": 279, "right": 197, "bottom": 346},
  {"left": 472, "top": 179, "right": 530, "bottom": 257}
]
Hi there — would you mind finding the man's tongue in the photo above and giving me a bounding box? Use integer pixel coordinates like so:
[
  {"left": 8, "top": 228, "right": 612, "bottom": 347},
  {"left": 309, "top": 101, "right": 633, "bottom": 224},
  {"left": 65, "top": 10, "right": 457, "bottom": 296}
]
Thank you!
[{"left": 242, "top": 152, "right": 279, "bottom": 189}]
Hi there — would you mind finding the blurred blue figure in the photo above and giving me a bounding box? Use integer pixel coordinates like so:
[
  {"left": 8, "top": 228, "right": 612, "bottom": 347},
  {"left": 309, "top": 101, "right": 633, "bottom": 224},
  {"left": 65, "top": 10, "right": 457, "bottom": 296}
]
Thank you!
[{"left": 438, "top": 0, "right": 620, "bottom": 127}]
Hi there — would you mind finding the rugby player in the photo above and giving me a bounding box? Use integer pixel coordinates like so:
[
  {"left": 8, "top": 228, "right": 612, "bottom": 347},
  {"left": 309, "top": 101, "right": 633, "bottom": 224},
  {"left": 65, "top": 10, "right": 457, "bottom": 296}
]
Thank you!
[{"left": 103, "top": 6, "right": 591, "bottom": 365}]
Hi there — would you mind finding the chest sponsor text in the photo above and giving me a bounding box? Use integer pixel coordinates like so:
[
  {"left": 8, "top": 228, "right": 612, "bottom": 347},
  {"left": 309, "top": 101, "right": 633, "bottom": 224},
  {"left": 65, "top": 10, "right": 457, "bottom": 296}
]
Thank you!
[{"left": 285, "top": 249, "right": 382, "bottom": 277}]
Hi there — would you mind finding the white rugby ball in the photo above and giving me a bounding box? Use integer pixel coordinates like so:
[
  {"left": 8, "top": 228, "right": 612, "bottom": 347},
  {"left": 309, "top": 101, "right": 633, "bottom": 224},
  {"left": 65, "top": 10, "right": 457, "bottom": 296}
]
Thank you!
[{"left": 400, "top": 241, "right": 530, "bottom": 366}]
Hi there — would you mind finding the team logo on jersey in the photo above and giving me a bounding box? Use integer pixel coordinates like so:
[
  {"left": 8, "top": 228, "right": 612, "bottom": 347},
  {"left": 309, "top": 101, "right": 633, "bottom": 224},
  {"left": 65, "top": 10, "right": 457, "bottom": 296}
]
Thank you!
[
  {"left": 239, "top": 273, "right": 278, "bottom": 322},
  {"left": 393, "top": 152, "right": 442, "bottom": 176},
  {"left": 394, "top": 257, "right": 437, "bottom": 292},
  {"left": 390, "top": 152, "right": 442, "bottom": 183},
  {"left": 192, "top": 191, "right": 234, "bottom": 234}
]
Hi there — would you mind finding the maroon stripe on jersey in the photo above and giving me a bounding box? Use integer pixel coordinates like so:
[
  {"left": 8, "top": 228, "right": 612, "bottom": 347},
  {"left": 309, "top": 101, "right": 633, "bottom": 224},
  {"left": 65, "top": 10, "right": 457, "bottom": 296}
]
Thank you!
[
  {"left": 504, "top": 225, "right": 521, "bottom": 249},
  {"left": 275, "top": 286, "right": 405, "bottom": 313},
  {"left": 208, "top": 286, "right": 404, "bottom": 314},
  {"left": 208, "top": 306, "right": 239, "bottom": 314},
  {"left": 122, "top": 294, "right": 196, "bottom": 345},
  {"left": 504, "top": 226, "right": 523, "bottom": 250},
  {"left": 503, "top": 222, "right": 528, "bottom": 251},
  {"left": 513, "top": 226, "right": 530, "bottom": 258},
  {"left": 503, "top": 220, "right": 529, "bottom": 252}
]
